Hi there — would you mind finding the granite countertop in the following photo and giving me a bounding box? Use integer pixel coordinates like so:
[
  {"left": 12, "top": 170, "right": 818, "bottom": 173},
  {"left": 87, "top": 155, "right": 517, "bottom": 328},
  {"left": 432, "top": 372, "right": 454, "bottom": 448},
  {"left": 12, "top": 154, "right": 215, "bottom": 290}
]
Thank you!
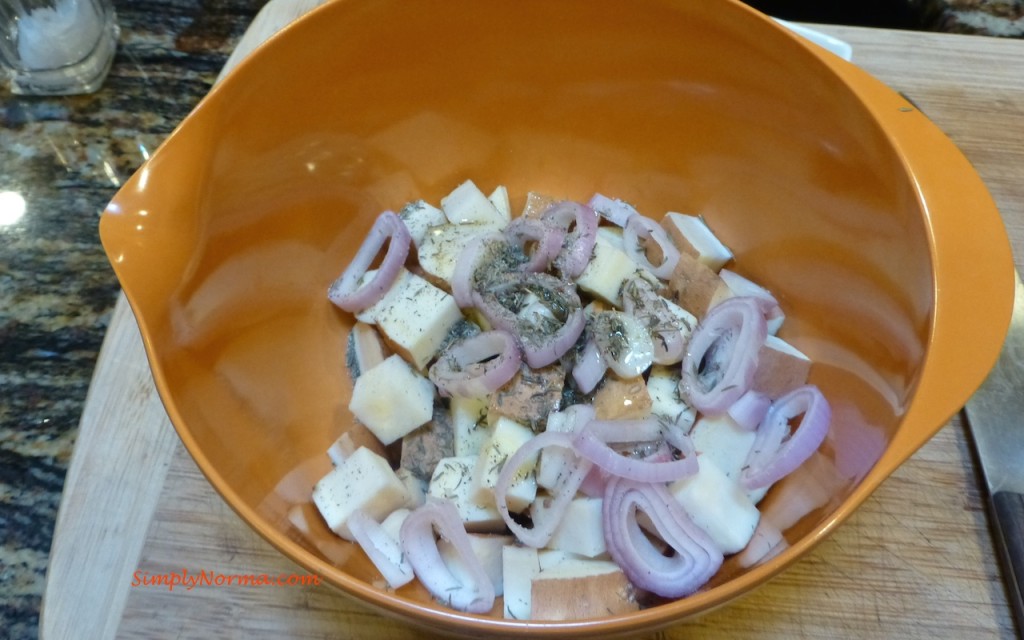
[
  {"left": 0, "top": 1, "right": 264, "bottom": 636},
  {"left": 0, "top": 0, "right": 1019, "bottom": 638}
]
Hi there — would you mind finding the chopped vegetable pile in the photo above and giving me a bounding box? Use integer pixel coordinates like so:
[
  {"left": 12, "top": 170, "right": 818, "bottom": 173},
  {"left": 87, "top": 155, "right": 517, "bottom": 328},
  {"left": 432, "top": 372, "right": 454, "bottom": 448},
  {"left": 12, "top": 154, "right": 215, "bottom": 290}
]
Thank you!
[{"left": 312, "top": 180, "right": 831, "bottom": 620}]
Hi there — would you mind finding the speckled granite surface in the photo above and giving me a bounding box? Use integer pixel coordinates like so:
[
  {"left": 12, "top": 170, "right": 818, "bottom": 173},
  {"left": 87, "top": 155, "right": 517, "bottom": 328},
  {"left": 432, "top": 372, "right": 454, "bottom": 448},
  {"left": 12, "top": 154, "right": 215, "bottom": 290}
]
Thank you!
[
  {"left": 0, "top": 1, "right": 263, "bottom": 637},
  {"left": 0, "top": 0, "right": 1019, "bottom": 638}
]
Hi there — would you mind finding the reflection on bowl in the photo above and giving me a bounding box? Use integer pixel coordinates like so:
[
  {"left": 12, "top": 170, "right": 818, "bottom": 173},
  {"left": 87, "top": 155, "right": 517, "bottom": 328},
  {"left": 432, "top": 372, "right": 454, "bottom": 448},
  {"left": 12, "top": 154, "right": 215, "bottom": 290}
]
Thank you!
[{"left": 99, "top": 0, "right": 1013, "bottom": 637}]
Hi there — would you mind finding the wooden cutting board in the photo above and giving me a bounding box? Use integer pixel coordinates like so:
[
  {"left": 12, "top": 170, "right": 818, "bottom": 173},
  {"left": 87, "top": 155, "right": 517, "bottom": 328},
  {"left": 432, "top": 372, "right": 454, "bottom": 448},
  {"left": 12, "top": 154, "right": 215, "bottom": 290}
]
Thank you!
[{"left": 40, "top": 5, "right": 1024, "bottom": 638}]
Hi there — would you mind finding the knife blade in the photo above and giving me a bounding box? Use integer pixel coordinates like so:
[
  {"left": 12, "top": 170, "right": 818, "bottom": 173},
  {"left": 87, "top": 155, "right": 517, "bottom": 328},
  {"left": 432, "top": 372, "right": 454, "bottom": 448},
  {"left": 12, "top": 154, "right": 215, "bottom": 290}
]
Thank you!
[{"left": 963, "top": 269, "right": 1024, "bottom": 633}]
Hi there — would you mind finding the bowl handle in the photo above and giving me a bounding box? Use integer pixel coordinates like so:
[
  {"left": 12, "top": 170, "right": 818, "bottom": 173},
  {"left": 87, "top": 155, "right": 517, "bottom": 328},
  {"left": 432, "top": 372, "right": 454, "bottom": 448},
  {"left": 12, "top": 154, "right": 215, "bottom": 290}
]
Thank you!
[{"left": 825, "top": 58, "right": 1016, "bottom": 476}]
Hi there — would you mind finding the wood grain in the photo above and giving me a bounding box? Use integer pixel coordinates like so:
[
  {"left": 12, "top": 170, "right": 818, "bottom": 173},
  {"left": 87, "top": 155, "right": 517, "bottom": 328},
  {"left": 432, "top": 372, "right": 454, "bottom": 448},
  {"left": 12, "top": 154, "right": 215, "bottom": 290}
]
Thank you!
[{"left": 41, "top": 13, "right": 1024, "bottom": 640}]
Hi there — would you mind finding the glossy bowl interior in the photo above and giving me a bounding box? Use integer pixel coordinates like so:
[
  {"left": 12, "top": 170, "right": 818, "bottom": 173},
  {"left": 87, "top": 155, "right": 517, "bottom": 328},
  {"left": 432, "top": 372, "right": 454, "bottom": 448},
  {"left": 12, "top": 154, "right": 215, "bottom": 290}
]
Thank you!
[{"left": 99, "top": 0, "right": 1015, "bottom": 637}]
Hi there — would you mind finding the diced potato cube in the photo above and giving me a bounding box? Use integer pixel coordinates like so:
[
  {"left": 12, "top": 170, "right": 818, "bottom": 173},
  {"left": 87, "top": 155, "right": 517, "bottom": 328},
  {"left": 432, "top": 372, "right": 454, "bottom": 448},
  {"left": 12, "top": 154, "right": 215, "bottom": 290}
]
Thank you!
[
  {"left": 751, "top": 334, "right": 811, "bottom": 399},
  {"left": 669, "top": 455, "right": 760, "bottom": 554},
  {"left": 488, "top": 185, "right": 512, "bottom": 221},
  {"left": 442, "top": 179, "right": 506, "bottom": 226},
  {"left": 689, "top": 414, "right": 768, "bottom": 504},
  {"left": 502, "top": 545, "right": 540, "bottom": 620},
  {"left": 428, "top": 456, "right": 504, "bottom": 533},
  {"left": 531, "top": 560, "right": 638, "bottom": 620},
  {"left": 540, "top": 496, "right": 606, "bottom": 558},
  {"left": 647, "top": 365, "right": 697, "bottom": 431},
  {"left": 417, "top": 222, "right": 496, "bottom": 287},
  {"left": 667, "top": 251, "right": 730, "bottom": 318},
  {"left": 452, "top": 395, "right": 491, "bottom": 457},
  {"left": 312, "top": 447, "right": 410, "bottom": 540},
  {"left": 593, "top": 375, "right": 652, "bottom": 420},
  {"left": 575, "top": 227, "right": 646, "bottom": 307},
  {"left": 472, "top": 417, "right": 538, "bottom": 512},
  {"left": 359, "top": 268, "right": 463, "bottom": 370},
  {"left": 660, "top": 212, "right": 733, "bottom": 272},
  {"left": 715, "top": 269, "right": 786, "bottom": 334},
  {"left": 349, "top": 355, "right": 435, "bottom": 446},
  {"left": 398, "top": 199, "right": 446, "bottom": 248}
]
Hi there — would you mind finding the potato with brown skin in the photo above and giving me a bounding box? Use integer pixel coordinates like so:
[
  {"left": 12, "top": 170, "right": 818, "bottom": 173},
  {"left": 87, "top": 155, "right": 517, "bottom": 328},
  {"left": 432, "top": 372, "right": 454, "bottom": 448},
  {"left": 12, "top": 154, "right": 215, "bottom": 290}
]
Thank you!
[
  {"left": 593, "top": 375, "right": 652, "bottom": 420},
  {"left": 750, "top": 335, "right": 812, "bottom": 399},
  {"left": 666, "top": 251, "right": 730, "bottom": 318},
  {"left": 531, "top": 569, "right": 640, "bottom": 620}
]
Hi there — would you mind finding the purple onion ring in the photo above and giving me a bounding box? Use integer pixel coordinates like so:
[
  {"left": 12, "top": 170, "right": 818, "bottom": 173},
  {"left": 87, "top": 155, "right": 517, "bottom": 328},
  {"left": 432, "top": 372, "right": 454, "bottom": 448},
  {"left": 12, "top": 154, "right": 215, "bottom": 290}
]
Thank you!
[{"left": 328, "top": 211, "right": 411, "bottom": 313}]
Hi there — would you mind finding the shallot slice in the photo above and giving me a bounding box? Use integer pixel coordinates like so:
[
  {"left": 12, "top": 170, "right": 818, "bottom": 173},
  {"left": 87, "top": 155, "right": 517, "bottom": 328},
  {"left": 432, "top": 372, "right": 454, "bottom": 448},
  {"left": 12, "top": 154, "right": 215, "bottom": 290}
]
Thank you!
[
  {"left": 328, "top": 211, "right": 411, "bottom": 312},
  {"left": 623, "top": 213, "right": 680, "bottom": 280},
  {"left": 602, "top": 477, "right": 723, "bottom": 598},
  {"left": 590, "top": 310, "right": 655, "bottom": 379},
  {"left": 727, "top": 389, "right": 772, "bottom": 432},
  {"left": 573, "top": 417, "right": 698, "bottom": 483},
  {"left": 347, "top": 509, "right": 414, "bottom": 589},
  {"left": 450, "top": 231, "right": 510, "bottom": 308},
  {"left": 571, "top": 337, "right": 607, "bottom": 394},
  {"left": 680, "top": 296, "right": 768, "bottom": 415},
  {"left": 495, "top": 431, "right": 593, "bottom": 548},
  {"left": 741, "top": 384, "right": 831, "bottom": 490},
  {"left": 621, "top": 275, "right": 694, "bottom": 365},
  {"left": 428, "top": 330, "right": 522, "bottom": 398},
  {"left": 473, "top": 272, "right": 585, "bottom": 368},
  {"left": 399, "top": 498, "right": 495, "bottom": 614},
  {"left": 541, "top": 200, "right": 599, "bottom": 279},
  {"left": 503, "top": 216, "right": 566, "bottom": 273}
]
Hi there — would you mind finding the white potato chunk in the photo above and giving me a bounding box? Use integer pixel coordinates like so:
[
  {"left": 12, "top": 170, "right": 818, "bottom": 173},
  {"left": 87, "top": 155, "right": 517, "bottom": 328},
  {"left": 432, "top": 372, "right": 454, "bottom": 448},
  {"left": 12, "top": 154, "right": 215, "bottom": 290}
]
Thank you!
[
  {"left": 647, "top": 364, "right": 697, "bottom": 431},
  {"left": 669, "top": 455, "right": 760, "bottom": 554},
  {"left": 312, "top": 446, "right": 410, "bottom": 540},
  {"left": 502, "top": 545, "right": 540, "bottom": 620},
  {"left": 540, "top": 496, "right": 606, "bottom": 558},
  {"left": 427, "top": 456, "right": 504, "bottom": 533},
  {"left": 751, "top": 334, "right": 812, "bottom": 398},
  {"left": 715, "top": 268, "right": 786, "bottom": 334},
  {"left": 417, "top": 222, "right": 495, "bottom": 286},
  {"left": 357, "top": 268, "right": 463, "bottom": 369},
  {"left": 398, "top": 199, "right": 446, "bottom": 248},
  {"left": 575, "top": 227, "right": 646, "bottom": 307},
  {"left": 689, "top": 414, "right": 769, "bottom": 504},
  {"left": 348, "top": 355, "right": 435, "bottom": 446},
  {"left": 441, "top": 179, "right": 506, "bottom": 226},
  {"left": 471, "top": 417, "right": 538, "bottom": 512},
  {"left": 488, "top": 185, "right": 512, "bottom": 221},
  {"left": 451, "top": 395, "right": 491, "bottom": 457},
  {"left": 660, "top": 212, "right": 733, "bottom": 272}
]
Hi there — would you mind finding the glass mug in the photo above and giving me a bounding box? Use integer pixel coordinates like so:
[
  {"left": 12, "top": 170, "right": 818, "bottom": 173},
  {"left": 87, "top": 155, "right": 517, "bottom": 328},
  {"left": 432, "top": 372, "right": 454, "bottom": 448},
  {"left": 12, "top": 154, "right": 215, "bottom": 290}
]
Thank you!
[{"left": 0, "top": 0, "right": 119, "bottom": 95}]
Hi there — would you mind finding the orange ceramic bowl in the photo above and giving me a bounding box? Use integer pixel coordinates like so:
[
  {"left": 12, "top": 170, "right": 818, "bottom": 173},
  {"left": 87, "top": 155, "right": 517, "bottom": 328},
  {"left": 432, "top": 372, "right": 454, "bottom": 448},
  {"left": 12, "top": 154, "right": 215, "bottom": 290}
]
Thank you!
[{"left": 100, "top": 0, "right": 1015, "bottom": 637}]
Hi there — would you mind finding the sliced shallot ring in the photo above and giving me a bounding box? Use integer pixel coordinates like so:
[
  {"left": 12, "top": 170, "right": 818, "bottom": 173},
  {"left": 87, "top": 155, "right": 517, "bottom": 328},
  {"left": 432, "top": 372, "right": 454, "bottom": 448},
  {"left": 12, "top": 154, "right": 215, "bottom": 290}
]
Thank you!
[
  {"left": 450, "top": 231, "right": 508, "bottom": 308},
  {"left": 503, "top": 216, "right": 566, "bottom": 273},
  {"left": 399, "top": 498, "right": 495, "bottom": 614},
  {"left": 621, "top": 275, "right": 692, "bottom": 365},
  {"left": 473, "top": 272, "right": 585, "bottom": 368},
  {"left": 495, "top": 431, "right": 593, "bottom": 548},
  {"left": 623, "top": 214, "right": 681, "bottom": 279},
  {"left": 680, "top": 296, "right": 768, "bottom": 415},
  {"left": 573, "top": 417, "right": 698, "bottom": 483},
  {"left": 728, "top": 389, "right": 772, "bottom": 432},
  {"left": 328, "top": 210, "right": 411, "bottom": 312},
  {"left": 590, "top": 310, "right": 655, "bottom": 378},
  {"left": 741, "top": 384, "right": 831, "bottom": 490},
  {"left": 603, "top": 477, "right": 723, "bottom": 598},
  {"left": 347, "top": 509, "right": 414, "bottom": 589},
  {"left": 428, "top": 330, "right": 521, "bottom": 398},
  {"left": 541, "top": 201, "right": 599, "bottom": 279}
]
